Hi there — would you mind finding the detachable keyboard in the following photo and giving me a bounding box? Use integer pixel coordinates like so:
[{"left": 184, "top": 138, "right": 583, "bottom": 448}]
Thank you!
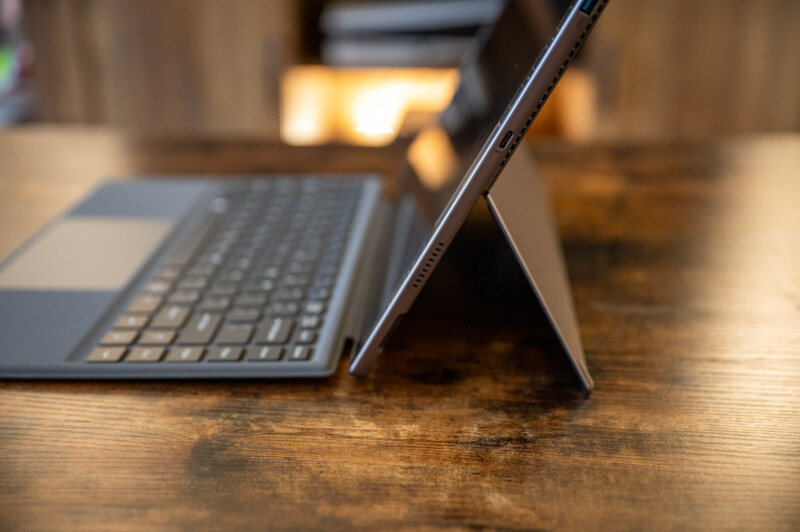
[{"left": 85, "top": 178, "right": 365, "bottom": 366}]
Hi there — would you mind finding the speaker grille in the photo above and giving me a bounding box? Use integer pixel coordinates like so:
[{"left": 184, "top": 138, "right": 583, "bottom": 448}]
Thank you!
[
  {"left": 412, "top": 242, "right": 445, "bottom": 289},
  {"left": 498, "top": 0, "right": 608, "bottom": 170}
]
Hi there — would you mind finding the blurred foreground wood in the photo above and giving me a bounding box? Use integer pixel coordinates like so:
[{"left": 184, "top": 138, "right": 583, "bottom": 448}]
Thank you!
[{"left": 0, "top": 127, "right": 799, "bottom": 530}]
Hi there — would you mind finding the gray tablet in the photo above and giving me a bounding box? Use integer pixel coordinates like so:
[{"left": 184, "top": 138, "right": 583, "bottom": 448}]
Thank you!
[{"left": 349, "top": 0, "right": 608, "bottom": 389}]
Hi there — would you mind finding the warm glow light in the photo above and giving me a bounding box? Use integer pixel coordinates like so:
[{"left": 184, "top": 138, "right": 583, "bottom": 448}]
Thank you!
[
  {"left": 346, "top": 83, "right": 404, "bottom": 145},
  {"left": 280, "top": 66, "right": 335, "bottom": 145},
  {"left": 281, "top": 67, "right": 459, "bottom": 146},
  {"left": 354, "top": 125, "right": 395, "bottom": 135},
  {"left": 407, "top": 125, "right": 458, "bottom": 190}
]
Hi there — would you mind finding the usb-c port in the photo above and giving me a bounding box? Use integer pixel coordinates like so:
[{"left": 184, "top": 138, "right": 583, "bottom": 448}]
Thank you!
[{"left": 499, "top": 131, "right": 514, "bottom": 149}]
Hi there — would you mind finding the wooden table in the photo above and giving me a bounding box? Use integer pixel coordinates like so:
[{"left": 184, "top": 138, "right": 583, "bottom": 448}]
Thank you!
[{"left": 1, "top": 127, "right": 799, "bottom": 531}]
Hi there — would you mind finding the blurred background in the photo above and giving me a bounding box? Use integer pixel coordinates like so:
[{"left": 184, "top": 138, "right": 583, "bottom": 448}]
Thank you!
[{"left": 2, "top": 0, "right": 799, "bottom": 144}]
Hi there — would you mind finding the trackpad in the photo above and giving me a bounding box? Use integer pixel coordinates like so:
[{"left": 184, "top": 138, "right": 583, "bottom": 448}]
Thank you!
[{"left": 0, "top": 217, "right": 173, "bottom": 291}]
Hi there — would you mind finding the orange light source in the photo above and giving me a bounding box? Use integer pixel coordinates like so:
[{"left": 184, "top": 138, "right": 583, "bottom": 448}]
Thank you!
[
  {"left": 281, "top": 66, "right": 459, "bottom": 146},
  {"left": 280, "top": 66, "right": 336, "bottom": 145},
  {"left": 407, "top": 125, "right": 458, "bottom": 190}
]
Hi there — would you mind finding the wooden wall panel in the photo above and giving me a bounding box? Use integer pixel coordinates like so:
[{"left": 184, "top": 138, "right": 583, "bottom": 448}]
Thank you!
[
  {"left": 590, "top": 0, "right": 800, "bottom": 139},
  {"left": 21, "top": 0, "right": 800, "bottom": 140},
  {"left": 24, "top": 0, "right": 297, "bottom": 136}
]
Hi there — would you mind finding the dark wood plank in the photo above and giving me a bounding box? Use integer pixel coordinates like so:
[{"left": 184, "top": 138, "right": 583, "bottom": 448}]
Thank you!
[
  {"left": 0, "top": 128, "right": 799, "bottom": 530},
  {"left": 590, "top": 0, "right": 800, "bottom": 138},
  {"left": 24, "top": 0, "right": 298, "bottom": 135}
]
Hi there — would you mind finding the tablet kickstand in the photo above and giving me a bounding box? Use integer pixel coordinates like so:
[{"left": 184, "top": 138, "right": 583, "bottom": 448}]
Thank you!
[{"left": 485, "top": 149, "right": 593, "bottom": 390}]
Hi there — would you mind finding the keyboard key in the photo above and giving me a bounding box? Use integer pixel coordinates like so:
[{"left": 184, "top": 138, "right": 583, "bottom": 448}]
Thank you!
[
  {"left": 114, "top": 315, "right": 149, "bottom": 329},
  {"left": 177, "top": 313, "right": 222, "bottom": 345},
  {"left": 255, "top": 318, "right": 294, "bottom": 344},
  {"left": 304, "top": 301, "right": 325, "bottom": 315},
  {"left": 176, "top": 277, "right": 208, "bottom": 290},
  {"left": 207, "top": 346, "right": 244, "bottom": 362},
  {"left": 127, "top": 347, "right": 165, "bottom": 363},
  {"left": 205, "top": 252, "right": 225, "bottom": 265},
  {"left": 143, "top": 280, "right": 171, "bottom": 294},
  {"left": 218, "top": 269, "right": 245, "bottom": 282},
  {"left": 197, "top": 296, "right": 231, "bottom": 312},
  {"left": 187, "top": 264, "right": 215, "bottom": 276},
  {"left": 246, "top": 346, "right": 283, "bottom": 361},
  {"left": 317, "top": 264, "right": 338, "bottom": 276},
  {"left": 315, "top": 275, "right": 336, "bottom": 288},
  {"left": 151, "top": 305, "right": 191, "bottom": 328},
  {"left": 287, "top": 261, "right": 313, "bottom": 274},
  {"left": 166, "top": 347, "right": 204, "bottom": 363},
  {"left": 228, "top": 308, "right": 261, "bottom": 322},
  {"left": 266, "top": 302, "right": 299, "bottom": 316},
  {"left": 273, "top": 288, "right": 305, "bottom": 301},
  {"left": 208, "top": 282, "right": 238, "bottom": 296},
  {"left": 168, "top": 290, "right": 201, "bottom": 304},
  {"left": 154, "top": 265, "right": 181, "bottom": 280},
  {"left": 282, "top": 274, "right": 310, "bottom": 287},
  {"left": 127, "top": 294, "right": 163, "bottom": 314},
  {"left": 87, "top": 347, "right": 126, "bottom": 363},
  {"left": 242, "top": 280, "right": 274, "bottom": 293},
  {"left": 214, "top": 324, "right": 254, "bottom": 345},
  {"left": 262, "top": 266, "right": 280, "bottom": 279},
  {"left": 234, "top": 293, "right": 267, "bottom": 307},
  {"left": 309, "top": 288, "right": 331, "bottom": 300},
  {"left": 292, "top": 250, "right": 319, "bottom": 262},
  {"left": 234, "top": 257, "right": 252, "bottom": 270},
  {"left": 287, "top": 346, "right": 312, "bottom": 361},
  {"left": 293, "top": 330, "right": 317, "bottom": 344},
  {"left": 299, "top": 315, "right": 322, "bottom": 329},
  {"left": 100, "top": 330, "right": 138, "bottom": 346},
  {"left": 139, "top": 330, "right": 176, "bottom": 345}
]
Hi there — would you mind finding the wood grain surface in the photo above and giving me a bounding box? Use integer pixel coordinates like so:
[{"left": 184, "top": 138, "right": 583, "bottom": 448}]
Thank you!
[{"left": 1, "top": 128, "right": 799, "bottom": 531}]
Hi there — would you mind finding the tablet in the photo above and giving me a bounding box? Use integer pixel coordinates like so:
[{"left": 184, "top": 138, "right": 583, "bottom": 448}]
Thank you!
[{"left": 349, "top": 0, "right": 608, "bottom": 389}]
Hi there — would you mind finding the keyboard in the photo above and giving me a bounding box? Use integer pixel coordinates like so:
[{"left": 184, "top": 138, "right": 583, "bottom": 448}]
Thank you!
[{"left": 85, "top": 178, "right": 364, "bottom": 365}]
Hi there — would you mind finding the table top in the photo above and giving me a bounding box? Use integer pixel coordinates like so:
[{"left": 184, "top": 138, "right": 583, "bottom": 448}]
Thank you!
[{"left": 1, "top": 127, "right": 799, "bottom": 531}]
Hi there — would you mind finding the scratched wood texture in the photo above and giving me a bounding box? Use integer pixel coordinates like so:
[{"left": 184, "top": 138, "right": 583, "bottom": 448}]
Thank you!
[{"left": 1, "top": 128, "right": 799, "bottom": 531}]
